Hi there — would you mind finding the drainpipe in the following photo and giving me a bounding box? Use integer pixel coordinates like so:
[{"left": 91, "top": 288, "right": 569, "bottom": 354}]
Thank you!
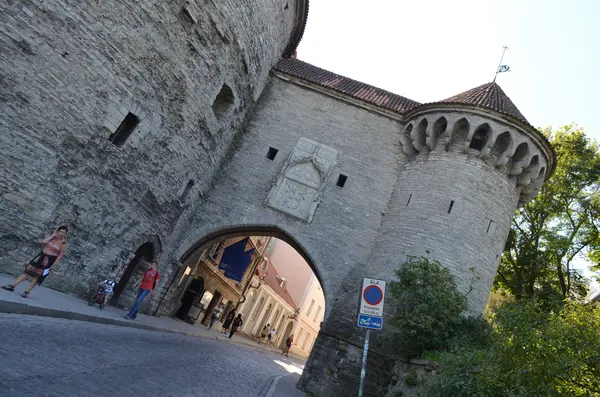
[{"left": 234, "top": 236, "right": 272, "bottom": 311}]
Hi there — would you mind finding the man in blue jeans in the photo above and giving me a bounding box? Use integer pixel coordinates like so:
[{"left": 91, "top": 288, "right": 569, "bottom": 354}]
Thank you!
[{"left": 125, "top": 263, "right": 160, "bottom": 320}]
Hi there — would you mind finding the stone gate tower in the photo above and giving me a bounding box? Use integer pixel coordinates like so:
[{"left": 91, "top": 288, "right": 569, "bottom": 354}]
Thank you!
[{"left": 299, "top": 82, "right": 555, "bottom": 396}]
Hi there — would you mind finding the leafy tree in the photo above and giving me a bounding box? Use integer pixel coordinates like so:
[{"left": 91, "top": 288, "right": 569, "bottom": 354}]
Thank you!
[
  {"left": 390, "top": 256, "right": 468, "bottom": 358},
  {"left": 421, "top": 300, "right": 600, "bottom": 397},
  {"left": 495, "top": 124, "right": 600, "bottom": 300}
]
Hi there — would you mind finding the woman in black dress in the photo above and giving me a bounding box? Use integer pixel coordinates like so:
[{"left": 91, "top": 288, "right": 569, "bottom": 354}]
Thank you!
[
  {"left": 2, "top": 226, "right": 68, "bottom": 298},
  {"left": 221, "top": 310, "right": 235, "bottom": 334}
]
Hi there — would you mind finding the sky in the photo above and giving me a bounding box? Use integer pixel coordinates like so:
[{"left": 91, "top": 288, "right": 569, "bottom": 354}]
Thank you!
[
  {"left": 297, "top": 0, "right": 600, "bottom": 137},
  {"left": 296, "top": 0, "right": 600, "bottom": 283}
]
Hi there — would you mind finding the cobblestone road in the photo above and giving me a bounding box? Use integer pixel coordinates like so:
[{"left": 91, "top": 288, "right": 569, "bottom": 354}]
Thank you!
[{"left": 0, "top": 314, "right": 304, "bottom": 397}]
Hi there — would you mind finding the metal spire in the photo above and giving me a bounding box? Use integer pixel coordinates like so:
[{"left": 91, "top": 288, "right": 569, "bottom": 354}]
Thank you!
[{"left": 493, "top": 46, "right": 510, "bottom": 82}]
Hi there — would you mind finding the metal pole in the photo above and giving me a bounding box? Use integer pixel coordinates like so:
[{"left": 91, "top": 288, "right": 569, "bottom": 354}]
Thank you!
[{"left": 357, "top": 328, "right": 371, "bottom": 397}]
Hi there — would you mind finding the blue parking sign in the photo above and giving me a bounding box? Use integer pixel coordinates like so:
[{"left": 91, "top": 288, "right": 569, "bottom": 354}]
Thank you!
[{"left": 357, "top": 314, "right": 383, "bottom": 330}]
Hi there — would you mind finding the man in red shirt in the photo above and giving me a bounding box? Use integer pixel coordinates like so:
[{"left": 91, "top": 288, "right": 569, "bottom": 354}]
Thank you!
[{"left": 125, "top": 263, "right": 160, "bottom": 320}]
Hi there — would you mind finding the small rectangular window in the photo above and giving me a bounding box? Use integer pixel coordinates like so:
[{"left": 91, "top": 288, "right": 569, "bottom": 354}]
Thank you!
[
  {"left": 447, "top": 200, "right": 455, "bottom": 214},
  {"left": 487, "top": 219, "right": 497, "bottom": 235},
  {"left": 336, "top": 174, "right": 347, "bottom": 187},
  {"left": 266, "top": 147, "right": 278, "bottom": 160},
  {"left": 180, "top": 180, "right": 194, "bottom": 203},
  {"left": 313, "top": 306, "right": 322, "bottom": 322},
  {"left": 108, "top": 112, "right": 140, "bottom": 147},
  {"left": 306, "top": 299, "right": 315, "bottom": 316}
]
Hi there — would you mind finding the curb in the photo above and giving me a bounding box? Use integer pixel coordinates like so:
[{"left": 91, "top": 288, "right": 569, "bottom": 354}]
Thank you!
[
  {"left": 0, "top": 300, "right": 268, "bottom": 354},
  {"left": 265, "top": 375, "right": 282, "bottom": 397}
]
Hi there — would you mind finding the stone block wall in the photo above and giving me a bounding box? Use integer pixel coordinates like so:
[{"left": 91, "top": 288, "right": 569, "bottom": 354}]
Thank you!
[
  {"left": 173, "top": 77, "right": 404, "bottom": 320},
  {"left": 0, "top": 0, "right": 298, "bottom": 296}
]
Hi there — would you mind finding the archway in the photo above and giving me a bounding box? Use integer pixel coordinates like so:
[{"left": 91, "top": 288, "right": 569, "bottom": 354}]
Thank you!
[
  {"left": 256, "top": 302, "right": 273, "bottom": 337},
  {"left": 158, "top": 225, "right": 327, "bottom": 359},
  {"left": 279, "top": 321, "right": 295, "bottom": 349},
  {"left": 175, "top": 277, "right": 205, "bottom": 321},
  {"left": 112, "top": 242, "right": 155, "bottom": 307}
]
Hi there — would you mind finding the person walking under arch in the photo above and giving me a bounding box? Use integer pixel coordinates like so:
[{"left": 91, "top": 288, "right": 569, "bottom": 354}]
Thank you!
[
  {"left": 282, "top": 334, "right": 294, "bottom": 357},
  {"left": 229, "top": 313, "right": 243, "bottom": 339},
  {"left": 2, "top": 226, "right": 68, "bottom": 298},
  {"left": 125, "top": 263, "right": 160, "bottom": 320},
  {"left": 208, "top": 304, "right": 223, "bottom": 330},
  {"left": 221, "top": 310, "right": 235, "bottom": 334}
]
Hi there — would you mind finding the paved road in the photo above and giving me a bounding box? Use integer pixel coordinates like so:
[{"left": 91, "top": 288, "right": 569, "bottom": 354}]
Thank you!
[{"left": 0, "top": 314, "right": 304, "bottom": 397}]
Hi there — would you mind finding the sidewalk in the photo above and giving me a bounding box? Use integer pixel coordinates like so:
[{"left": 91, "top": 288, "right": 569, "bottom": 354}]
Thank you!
[{"left": 0, "top": 273, "right": 295, "bottom": 356}]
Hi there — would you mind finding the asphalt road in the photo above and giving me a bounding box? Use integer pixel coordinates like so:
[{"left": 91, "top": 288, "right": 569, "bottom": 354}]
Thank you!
[{"left": 0, "top": 314, "right": 304, "bottom": 397}]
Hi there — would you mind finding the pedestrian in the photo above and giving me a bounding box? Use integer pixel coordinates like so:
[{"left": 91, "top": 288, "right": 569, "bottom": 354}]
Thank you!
[
  {"left": 267, "top": 327, "right": 276, "bottom": 346},
  {"left": 259, "top": 324, "right": 270, "bottom": 344},
  {"left": 221, "top": 310, "right": 235, "bottom": 334},
  {"left": 98, "top": 277, "right": 117, "bottom": 307},
  {"left": 229, "top": 313, "right": 243, "bottom": 339},
  {"left": 208, "top": 304, "right": 223, "bottom": 330},
  {"left": 2, "top": 226, "right": 68, "bottom": 298},
  {"left": 282, "top": 334, "right": 294, "bottom": 357},
  {"left": 125, "top": 262, "right": 160, "bottom": 320}
]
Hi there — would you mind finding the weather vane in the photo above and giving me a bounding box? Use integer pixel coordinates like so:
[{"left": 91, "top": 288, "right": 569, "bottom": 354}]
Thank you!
[{"left": 493, "top": 46, "right": 510, "bottom": 82}]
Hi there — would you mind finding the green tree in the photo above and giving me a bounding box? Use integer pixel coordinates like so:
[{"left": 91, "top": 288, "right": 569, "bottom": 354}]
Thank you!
[
  {"left": 421, "top": 300, "right": 600, "bottom": 397},
  {"left": 495, "top": 124, "right": 600, "bottom": 300},
  {"left": 390, "top": 256, "right": 468, "bottom": 358}
]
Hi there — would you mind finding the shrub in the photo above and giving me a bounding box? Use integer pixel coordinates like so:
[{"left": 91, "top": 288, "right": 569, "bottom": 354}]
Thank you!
[{"left": 390, "top": 256, "right": 468, "bottom": 358}]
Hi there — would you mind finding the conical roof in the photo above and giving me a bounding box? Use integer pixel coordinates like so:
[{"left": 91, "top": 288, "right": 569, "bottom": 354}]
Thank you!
[{"left": 437, "top": 82, "right": 529, "bottom": 125}]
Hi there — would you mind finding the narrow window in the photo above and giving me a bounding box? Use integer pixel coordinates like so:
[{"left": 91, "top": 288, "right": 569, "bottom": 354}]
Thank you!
[
  {"left": 266, "top": 147, "right": 278, "bottom": 160},
  {"left": 447, "top": 200, "right": 455, "bottom": 214},
  {"left": 284, "top": 2, "right": 289, "bottom": 9},
  {"left": 180, "top": 180, "right": 194, "bottom": 203},
  {"left": 487, "top": 219, "right": 497, "bottom": 235},
  {"left": 306, "top": 299, "right": 315, "bottom": 316},
  {"left": 212, "top": 84, "right": 235, "bottom": 121},
  {"left": 336, "top": 174, "right": 347, "bottom": 187},
  {"left": 313, "top": 306, "right": 322, "bottom": 322},
  {"left": 406, "top": 194, "right": 412, "bottom": 206},
  {"left": 109, "top": 112, "right": 140, "bottom": 147}
]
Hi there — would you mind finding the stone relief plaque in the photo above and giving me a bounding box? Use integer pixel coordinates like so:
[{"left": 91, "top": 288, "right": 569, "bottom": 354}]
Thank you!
[{"left": 265, "top": 138, "right": 338, "bottom": 222}]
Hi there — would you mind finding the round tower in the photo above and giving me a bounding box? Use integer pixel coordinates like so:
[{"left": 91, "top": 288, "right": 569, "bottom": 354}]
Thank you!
[{"left": 374, "top": 82, "right": 556, "bottom": 312}]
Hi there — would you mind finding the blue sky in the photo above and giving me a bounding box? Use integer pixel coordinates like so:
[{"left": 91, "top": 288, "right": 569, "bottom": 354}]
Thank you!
[{"left": 297, "top": 0, "right": 600, "bottom": 281}]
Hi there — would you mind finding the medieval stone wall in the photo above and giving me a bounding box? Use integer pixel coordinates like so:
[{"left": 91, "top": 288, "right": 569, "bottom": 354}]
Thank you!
[
  {"left": 173, "top": 77, "right": 404, "bottom": 319},
  {"left": 0, "top": 0, "right": 298, "bottom": 295}
]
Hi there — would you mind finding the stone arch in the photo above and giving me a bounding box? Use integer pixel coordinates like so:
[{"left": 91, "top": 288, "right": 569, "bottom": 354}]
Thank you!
[
  {"left": 520, "top": 166, "right": 546, "bottom": 204},
  {"left": 446, "top": 117, "right": 470, "bottom": 151},
  {"left": 468, "top": 123, "right": 492, "bottom": 152},
  {"left": 411, "top": 118, "right": 428, "bottom": 152},
  {"left": 427, "top": 116, "right": 448, "bottom": 150},
  {"left": 400, "top": 123, "right": 416, "bottom": 155},
  {"left": 112, "top": 240, "right": 158, "bottom": 306},
  {"left": 171, "top": 215, "right": 331, "bottom": 320},
  {"left": 509, "top": 142, "right": 530, "bottom": 176},
  {"left": 279, "top": 320, "right": 296, "bottom": 349},
  {"left": 490, "top": 131, "right": 514, "bottom": 166},
  {"left": 518, "top": 155, "right": 540, "bottom": 187}
]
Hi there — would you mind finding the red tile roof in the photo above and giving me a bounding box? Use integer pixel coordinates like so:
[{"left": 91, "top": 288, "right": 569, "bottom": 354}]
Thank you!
[
  {"left": 434, "top": 82, "right": 530, "bottom": 125},
  {"left": 274, "top": 58, "right": 421, "bottom": 114},
  {"left": 257, "top": 263, "right": 297, "bottom": 310}
]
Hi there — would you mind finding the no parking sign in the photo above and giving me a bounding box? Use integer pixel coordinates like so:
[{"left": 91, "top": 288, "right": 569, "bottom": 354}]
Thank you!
[{"left": 357, "top": 278, "right": 386, "bottom": 330}]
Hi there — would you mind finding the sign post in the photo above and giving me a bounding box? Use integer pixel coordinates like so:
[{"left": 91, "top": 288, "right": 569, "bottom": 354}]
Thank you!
[{"left": 357, "top": 278, "right": 386, "bottom": 397}]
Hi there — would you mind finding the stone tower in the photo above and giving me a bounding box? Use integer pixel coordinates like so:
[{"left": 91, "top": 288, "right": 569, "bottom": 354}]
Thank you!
[
  {"left": 299, "top": 82, "right": 555, "bottom": 396},
  {"left": 380, "top": 82, "right": 556, "bottom": 312}
]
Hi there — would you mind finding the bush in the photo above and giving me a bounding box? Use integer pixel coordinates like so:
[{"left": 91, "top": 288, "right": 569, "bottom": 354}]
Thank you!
[
  {"left": 422, "top": 300, "right": 600, "bottom": 397},
  {"left": 390, "top": 256, "right": 468, "bottom": 358}
]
